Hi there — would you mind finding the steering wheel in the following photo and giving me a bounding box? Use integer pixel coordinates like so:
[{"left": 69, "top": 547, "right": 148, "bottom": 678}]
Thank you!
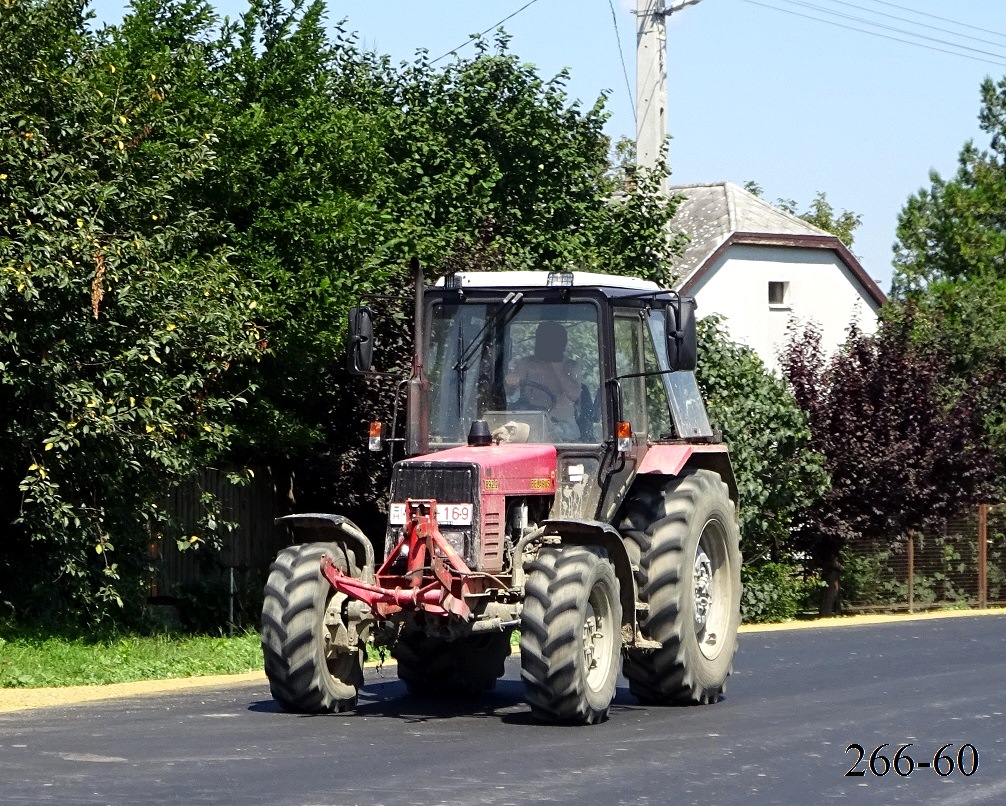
[{"left": 518, "top": 380, "right": 558, "bottom": 412}]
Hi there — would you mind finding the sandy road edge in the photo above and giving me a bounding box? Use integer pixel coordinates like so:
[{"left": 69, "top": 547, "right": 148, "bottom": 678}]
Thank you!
[{"left": 3, "top": 608, "right": 1003, "bottom": 713}]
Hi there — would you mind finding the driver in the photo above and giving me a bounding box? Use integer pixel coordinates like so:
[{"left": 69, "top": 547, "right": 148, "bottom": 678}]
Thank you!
[{"left": 505, "top": 321, "right": 581, "bottom": 441}]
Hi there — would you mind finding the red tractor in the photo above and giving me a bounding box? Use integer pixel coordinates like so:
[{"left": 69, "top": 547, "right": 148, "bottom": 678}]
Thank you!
[{"left": 261, "top": 264, "right": 741, "bottom": 724}]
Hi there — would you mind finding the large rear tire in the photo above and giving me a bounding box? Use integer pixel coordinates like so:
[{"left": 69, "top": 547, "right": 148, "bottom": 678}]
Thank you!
[
  {"left": 393, "top": 629, "right": 513, "bottom": 696},
  {"left": 520, "top": 546, "right": 621, "bottom": 724},
  {"left": 619, "top": 470, "right": 741, "bottom": 705},
  {"left": 261, "top": 542, "right": 365, "bottom": 713}
]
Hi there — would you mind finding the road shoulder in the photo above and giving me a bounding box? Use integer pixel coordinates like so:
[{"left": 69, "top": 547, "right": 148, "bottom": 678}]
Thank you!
[{"left": 3, "top": 608, "right": 1003, "bottom": 713}]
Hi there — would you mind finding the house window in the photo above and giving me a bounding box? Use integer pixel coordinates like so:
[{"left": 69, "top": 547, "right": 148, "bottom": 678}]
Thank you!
[{"left": 768, "top": 281, "right": 790, "bottom": 307}]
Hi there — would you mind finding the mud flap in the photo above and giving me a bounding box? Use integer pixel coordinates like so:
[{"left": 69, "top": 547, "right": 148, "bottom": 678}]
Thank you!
[{"left": 275, "top": 513, "right": 376, "bottom": 583}]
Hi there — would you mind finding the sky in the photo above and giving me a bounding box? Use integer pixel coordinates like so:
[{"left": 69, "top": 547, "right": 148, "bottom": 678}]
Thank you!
[{"left": 89, "top": 0, "right": 1006, "bottom": 292}]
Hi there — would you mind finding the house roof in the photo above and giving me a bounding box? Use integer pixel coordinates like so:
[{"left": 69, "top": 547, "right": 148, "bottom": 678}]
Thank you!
[{"left": 669, "top": 181, "right": 887, "bottom": 308}]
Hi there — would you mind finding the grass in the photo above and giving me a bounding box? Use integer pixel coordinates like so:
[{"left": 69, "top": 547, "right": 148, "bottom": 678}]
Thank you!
[
  {"left": 0, "top": 621, "right": 521, "bottom": 690},
  {"left": 0, "top": 624, "right": 262, "bottom": 689}
]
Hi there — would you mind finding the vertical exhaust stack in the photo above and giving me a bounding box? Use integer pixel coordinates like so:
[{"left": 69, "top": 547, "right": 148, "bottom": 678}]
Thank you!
[{"left": 406, "top": 256, "right": 429, "bottom": 456}]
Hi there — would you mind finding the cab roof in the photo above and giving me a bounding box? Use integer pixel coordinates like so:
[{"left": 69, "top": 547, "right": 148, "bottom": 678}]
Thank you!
[{"left": 432, "top": 270, "right": 664, "bottom": 296}]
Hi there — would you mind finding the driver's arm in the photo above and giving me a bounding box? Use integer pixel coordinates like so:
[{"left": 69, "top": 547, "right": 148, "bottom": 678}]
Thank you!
[
  {"left": 557, "top": 359, "right": 581, "bottom": 401},
  {"left": 504, "top": 358, "right": 527, "bottom": 397}
]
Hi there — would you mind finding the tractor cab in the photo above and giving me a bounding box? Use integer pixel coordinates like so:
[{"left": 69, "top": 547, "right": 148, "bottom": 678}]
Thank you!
[
  {"left": 423, "top": 270, "right": 714, "bottom": 452},
  {"left": 350, "top": 270, "right": 722, "bottom": 521}
]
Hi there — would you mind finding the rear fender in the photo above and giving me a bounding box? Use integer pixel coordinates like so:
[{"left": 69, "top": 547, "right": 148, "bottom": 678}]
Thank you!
[
  {"left": 637, "top": 444, "right": 738, "bottom": 506},
  {"left": 275, "top": 514, "right": 376, "bottom": 584},
  {"left": 539, "top": 518, "right": 638, "bottom": 646}
]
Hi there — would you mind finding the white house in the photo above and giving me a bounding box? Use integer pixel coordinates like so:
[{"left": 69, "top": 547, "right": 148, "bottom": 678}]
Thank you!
[{"left": 669, "top": 182, "right": 886, "bottom": 373}]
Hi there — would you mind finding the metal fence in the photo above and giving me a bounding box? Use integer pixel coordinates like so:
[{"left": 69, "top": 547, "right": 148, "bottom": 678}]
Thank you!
[{"left": 841, "top": 505, "right": 1006, "bottom": 613}]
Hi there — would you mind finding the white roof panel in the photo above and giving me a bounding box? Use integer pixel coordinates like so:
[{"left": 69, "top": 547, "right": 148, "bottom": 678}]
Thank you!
[{"left": 433, "top": 271, "right": 660, "bottom": 291}]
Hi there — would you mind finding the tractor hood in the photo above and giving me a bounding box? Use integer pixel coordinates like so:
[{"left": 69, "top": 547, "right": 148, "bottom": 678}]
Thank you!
[{"left": 398, "top": 443, "right": 557, "bottom": 497}]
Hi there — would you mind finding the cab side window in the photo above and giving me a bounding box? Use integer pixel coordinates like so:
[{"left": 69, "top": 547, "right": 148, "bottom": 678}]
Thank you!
[
  {"left": 613, "top": 313, "right": 646, "bottom": 439},
  {"left": 642, "top": 324, "right": 673, "bottom": 439}
]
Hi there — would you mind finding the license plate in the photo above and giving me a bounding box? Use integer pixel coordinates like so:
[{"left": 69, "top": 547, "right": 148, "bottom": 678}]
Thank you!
[{"left": 389, "top": 502, "right": 473, "bottom": 526}]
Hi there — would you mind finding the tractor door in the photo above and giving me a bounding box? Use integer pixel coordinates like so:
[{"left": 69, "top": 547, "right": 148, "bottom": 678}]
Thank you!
[{"left": 595, "top": 310, "right": 650, "bottom": 521}]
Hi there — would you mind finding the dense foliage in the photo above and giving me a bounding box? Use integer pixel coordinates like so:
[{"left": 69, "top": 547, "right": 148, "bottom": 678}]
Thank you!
[
  {"left": 780, "top": 311, "right": 998, "bottom": 575},
  {"left": 740, "top": 562, "right": 819, "bottom": 624},
  {"left": 892, "top": 77, "right": 1006, "bottom": 469},
  {"left": 695, "top": 318, "right": 829, "bottom": 564},
  {"left": 0, "top": 0, "right": 263, "bottom": 618},
  {"left": 0, "top": 0, "right": 684, "bottom": 621}
]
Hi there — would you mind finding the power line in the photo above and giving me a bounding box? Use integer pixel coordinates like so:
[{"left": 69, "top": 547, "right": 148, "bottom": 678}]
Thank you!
[
  {"left": 608, "top": 0, "right": 636, "bottom": 124},
  {"left": 740, "top": 0, "right": 1006, "bottom": 67},
  {"left": 430, "top": 0, "right": 545, "bottom": 65},
  {"left": 772, "top": 0, "right": 1006, "bottom": 62},
  {"left": 816, "top": 0, "right": 1006, "bottom": 50},
  {"left": 863, "top": 0, "right": 1006, "bottom": 42}
]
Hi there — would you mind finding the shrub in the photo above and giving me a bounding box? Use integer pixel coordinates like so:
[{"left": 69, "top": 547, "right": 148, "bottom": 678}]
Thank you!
[{"left": 741, "top": 562, "right": 819, "bottom": 623}]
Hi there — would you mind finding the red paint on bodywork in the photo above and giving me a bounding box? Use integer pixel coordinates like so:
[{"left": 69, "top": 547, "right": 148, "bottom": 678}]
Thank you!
[
  {"left": 637, "top": 443, "right": 729, "bottom": 476},
  {"left": 397, "top": 443, "right": 558, "bottom": 573},
  {"left": 402, "top": 443, "right": 558, "bottom": 495}
]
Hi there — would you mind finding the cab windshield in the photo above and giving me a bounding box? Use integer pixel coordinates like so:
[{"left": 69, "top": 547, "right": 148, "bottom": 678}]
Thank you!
[{"left": 427, "top": 300, "right": 601, "bottom": 446}]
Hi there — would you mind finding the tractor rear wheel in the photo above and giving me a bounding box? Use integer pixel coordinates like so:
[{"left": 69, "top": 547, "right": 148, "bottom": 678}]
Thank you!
[
  {"left": 261, "top": 542, "right": 365, "bottom": 713},
  {"left": 520, "top": 546, "right": 621, "bottom": 724},
  {"left": 393, "top": 629, "right": 513, "bottom": 696},
  {"left": 619, "top": 469, "right": 741, "bottom": 705}
]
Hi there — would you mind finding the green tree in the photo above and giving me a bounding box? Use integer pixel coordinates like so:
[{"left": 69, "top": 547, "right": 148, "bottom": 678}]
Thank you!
[
  {"left": 215, "top": 23, "right": 687, "bottom": 521},
  {"left": 893, "top": 77, "right": 1006, "bottom": 290},
  {"left": 195, "top": 0, "right": 397, "bottom": 455},
  {"left": 777, "top": 192, "right": 862, "bottom": 247},
  {"left": 0, "top": 0, "right": 262, "bottom": 620},
  {"left": 695, "top": 318, "right": 829, "bottom": 563},
  {"left": 892, "top": 76, "right": 1006, "bottom": 470},
  {"left": 377, "top": 36, "right": 684, "bottom": 281},
  {"left": 746, "top": 183, "right": 861, "bottom": 247}
]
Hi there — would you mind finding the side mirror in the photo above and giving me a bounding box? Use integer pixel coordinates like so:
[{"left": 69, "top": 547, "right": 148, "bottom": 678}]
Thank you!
[
  {"left": 665, "top": 297, "right": 697, "bottom": 372},
  {"left": 347, "top": 306, "right": 375, "bottom": 374}
]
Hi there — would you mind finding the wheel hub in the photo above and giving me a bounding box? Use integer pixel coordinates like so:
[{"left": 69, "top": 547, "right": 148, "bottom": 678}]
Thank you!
[
  {"left": 583, "top": 614, "right": 599, "bottom": 672},
  {"left": 694, "top": 547, "right": 713, "bottom": 629},
  {"left": 582, "top": 594, "right": 612, "bottom": 693}
]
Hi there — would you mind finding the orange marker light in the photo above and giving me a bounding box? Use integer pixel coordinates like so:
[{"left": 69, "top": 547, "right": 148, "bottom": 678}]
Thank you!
[
  {"left": 368, "top": 421, "right": 383, "bottom": 452},
  {"left": 616, "top": 421, "right": 633, "bottom": 453}
]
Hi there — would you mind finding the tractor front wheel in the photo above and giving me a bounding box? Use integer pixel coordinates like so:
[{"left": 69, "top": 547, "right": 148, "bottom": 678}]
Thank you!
[
  {"left": 261, "top": 542, "right": 365, "bottom": 713},
  {"left": 520, "top": 546, "right": 621, "bottom": 724}
]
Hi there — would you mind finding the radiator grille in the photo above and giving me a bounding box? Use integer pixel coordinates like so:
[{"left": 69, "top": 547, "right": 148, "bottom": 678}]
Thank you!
[
  {"left": 391, "top": 463, "right": 477, "bottom": 504},
  {"left": 389, "top": 461, "right": 480, "bottom": 568}
]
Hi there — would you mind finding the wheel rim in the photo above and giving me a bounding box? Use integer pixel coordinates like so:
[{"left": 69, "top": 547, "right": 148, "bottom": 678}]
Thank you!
[
  {"left": 693, "top": 548, "right": 713, "bottom": 629},
  {"left": 321, "top": 591, "right": 359, "bottom": 697},
  {"left": 583, "top": 582, "right": 615, "bottom": 693},
  {"left": 694, "top": 518, "right": 732, "bottom": 662}
]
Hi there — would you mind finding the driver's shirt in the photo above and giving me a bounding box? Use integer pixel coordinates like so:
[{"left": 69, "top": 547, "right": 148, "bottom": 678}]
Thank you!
[{"left": 506, "top": 356, "right": 580, "bottom": 425}]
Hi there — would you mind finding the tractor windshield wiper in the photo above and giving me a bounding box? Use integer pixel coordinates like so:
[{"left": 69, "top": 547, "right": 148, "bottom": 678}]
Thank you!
[{"left": 453, "top": 292, "right": 524, "bottom": 416}]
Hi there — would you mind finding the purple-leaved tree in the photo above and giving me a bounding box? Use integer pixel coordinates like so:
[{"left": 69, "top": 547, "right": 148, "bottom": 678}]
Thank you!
[{"left": 780, "top": 307, "right": 999, "bottom": 614}]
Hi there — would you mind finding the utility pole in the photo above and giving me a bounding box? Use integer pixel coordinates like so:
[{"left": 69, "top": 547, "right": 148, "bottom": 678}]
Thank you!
[{"left": 635, "top": 0, "right": 705, "bottom": 193}]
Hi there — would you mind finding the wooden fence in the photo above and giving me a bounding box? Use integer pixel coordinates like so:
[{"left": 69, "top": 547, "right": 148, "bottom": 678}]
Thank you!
[{"left": 150, "top": 467, "right": 288, "bottom": 625}]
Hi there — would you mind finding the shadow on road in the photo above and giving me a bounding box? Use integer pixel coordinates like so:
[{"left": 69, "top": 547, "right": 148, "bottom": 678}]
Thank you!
[{"left": 247, "top": 675, "right": 643, "bottom": 726}]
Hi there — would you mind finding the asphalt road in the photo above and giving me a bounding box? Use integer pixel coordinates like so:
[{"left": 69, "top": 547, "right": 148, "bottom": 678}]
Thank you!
[{"left": 2, "top": 615, "right": 1005, "bottom": 805}]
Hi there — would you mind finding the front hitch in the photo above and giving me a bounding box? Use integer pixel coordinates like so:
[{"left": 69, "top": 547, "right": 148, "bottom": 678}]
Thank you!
[{"left": 320, "top": 499, "right": 476, "bottom": 620}]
